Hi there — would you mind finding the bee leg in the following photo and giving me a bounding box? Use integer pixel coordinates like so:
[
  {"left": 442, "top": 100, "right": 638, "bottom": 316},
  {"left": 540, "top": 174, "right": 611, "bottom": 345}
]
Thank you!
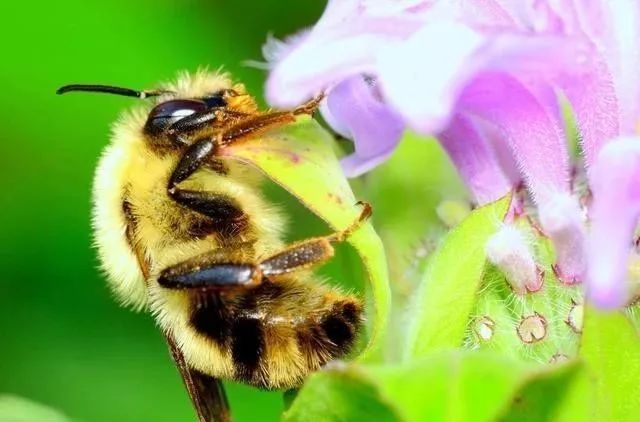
[
  {"left": 167, "top": 138, "right": 216, "bottom": 189},
  {"left": 170, "top": 189, "right": 248, "bottom": 236},
  {"left": 157, "top": 203, "right": 371, "bottom": 290},
  {"left": 158, "top": 248, "right": 261, "bottom": 290},
  {"left": 158, "top": 261, "right": 260, "bottom": 289},
  {"left": 215, "top": 95, "right": 325, "bottom": 147},
  {"left": 157, "top": 241, "right": 328, "bottom": 290},
  {"left": 259, "top": 202, "right": 372, "bottom": 277},
  {"left": 217, "top": 111, "right": 296, "bottom": 146},
  {"left": 166, "top": 138, "right": 250, "bottom": 235},
  {"left": 164, "top": 109, "right": 254, "bottom": 145},
  {"left": 165, "top": 110, "right": 218, "bottom": 144}
]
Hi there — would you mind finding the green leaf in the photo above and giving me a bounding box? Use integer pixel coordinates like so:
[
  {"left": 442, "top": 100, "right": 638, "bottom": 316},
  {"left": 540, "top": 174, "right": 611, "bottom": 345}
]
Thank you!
[
  {"left": 285, "top": 351, "right": 551, "bottom": 422},
  {"left": 283, "top": 366, "right": 399, "bottom": 422},
  {"left": 579, "top": 307, "right": 640, "bottom": 421},
  {"left": 221, "top": 115, "right": 391, "bottom": 359},
  {"left": 498, "top": 362, "right": 585, "bottom": 422},
  {"left": 403, "top": 195, "right": 511, "bottom": 359},
  {"left": 0, "top": 395, "right": 71, "bottom": 422}
]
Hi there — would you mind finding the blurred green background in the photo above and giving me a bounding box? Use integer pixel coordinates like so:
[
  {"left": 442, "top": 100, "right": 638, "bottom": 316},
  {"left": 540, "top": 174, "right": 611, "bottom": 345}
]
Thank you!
[{"left": 0, "top": 1, "right": 465, "bottom": 421}]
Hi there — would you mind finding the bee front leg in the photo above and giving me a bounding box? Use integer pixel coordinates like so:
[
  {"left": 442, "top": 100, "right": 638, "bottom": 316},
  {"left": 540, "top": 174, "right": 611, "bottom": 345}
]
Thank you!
[
  {"left": 167, "top": 137, "right": 216, "bottom": 191},
  {"left": 165, "top": 108, "right": 254, "bottom": 146},
  {"left": 164, "top": 110, "right": 217, "bottom": 146},
  {"left": 215, "top": 95, "right": 325, "bottom": 147}
]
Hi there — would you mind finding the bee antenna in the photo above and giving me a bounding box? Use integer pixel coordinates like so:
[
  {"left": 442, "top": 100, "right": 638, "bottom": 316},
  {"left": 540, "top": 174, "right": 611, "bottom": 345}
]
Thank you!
[{"left": 56, "top": 84, "right": 172, "bottom": 99}]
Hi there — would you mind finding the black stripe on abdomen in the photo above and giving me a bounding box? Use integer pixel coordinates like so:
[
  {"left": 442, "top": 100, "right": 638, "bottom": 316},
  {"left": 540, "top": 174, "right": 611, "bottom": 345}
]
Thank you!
[
  {"left": 190, "top": 294, "right": 232, "bottom": 347},
  {"left": 231, "top": 318, "right": 264, "bottom": 383}
]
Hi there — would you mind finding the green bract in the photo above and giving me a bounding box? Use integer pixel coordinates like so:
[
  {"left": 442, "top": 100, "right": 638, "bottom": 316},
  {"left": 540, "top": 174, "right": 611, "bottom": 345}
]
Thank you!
[
  {"left": 221, "top": 115, "right": 391, "bottom": 360},
  {"left": 403, "top": 195, "right": 511, "bottom": 358}
]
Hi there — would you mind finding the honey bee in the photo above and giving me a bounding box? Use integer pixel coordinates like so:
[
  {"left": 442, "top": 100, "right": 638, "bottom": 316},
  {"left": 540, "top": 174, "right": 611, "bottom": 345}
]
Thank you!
[{"left": 57, "top": 71, "right": 368, "bottom": 421}]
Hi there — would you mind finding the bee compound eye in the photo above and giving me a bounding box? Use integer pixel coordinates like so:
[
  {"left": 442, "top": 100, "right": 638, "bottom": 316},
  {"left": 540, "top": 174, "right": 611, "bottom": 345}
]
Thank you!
[
  {"left": 144, "top": 99, "right": 207, "bottom": 135},
  {"left": 202, "top": 93, "right": 227, "bottom": 108}
]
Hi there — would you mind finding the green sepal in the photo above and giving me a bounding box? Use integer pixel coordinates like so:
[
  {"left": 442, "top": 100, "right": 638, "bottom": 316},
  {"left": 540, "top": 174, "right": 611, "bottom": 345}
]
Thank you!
[{"left": 403, "top": 195, "right": 511, "bottom": 359}]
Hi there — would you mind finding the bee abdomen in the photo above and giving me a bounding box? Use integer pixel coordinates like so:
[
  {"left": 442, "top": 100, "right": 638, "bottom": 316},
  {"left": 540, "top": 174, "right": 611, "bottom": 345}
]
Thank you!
[
  {"left": 188, "top": 282, "right": 362, "bottom": 389},
  {"left": 296, "top": 300, "right": 362, "bottom": 372}
]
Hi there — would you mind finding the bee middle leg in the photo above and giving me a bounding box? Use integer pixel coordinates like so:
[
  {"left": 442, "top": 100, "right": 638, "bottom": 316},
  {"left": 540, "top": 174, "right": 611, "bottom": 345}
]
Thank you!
[{"left": 158, "top": 203, "right": 371, "bottom": 290}]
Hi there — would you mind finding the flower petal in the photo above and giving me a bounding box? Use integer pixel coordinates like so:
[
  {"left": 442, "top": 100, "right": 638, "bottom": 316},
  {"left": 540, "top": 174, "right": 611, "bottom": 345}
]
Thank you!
[
  {"left": 324, "top": 76, "right": 405, "bottom": 177},
  {"left": 562, "top": 1, "right": 640, "bottom": 169},
  {"left": 460, "top": 72, "right": 570, "bottom": 202},
  {"left": 601, "top": 0, "right": 640, "bottom": 134},
  {"left": 341, "top": 150, "right": 396, "bottom": 177},
  {"left": 426, "top": 0, "right": 517, "bottom": 29},
  {"left": 438, "top": 113, "right": 514, "bottom": 205},
  {"left": 486, "top": 225, "right": 542, "bottom": 294},
  {"left": 377, "top": 21, "right": 590, "bottom": 136},
  {"left": 538, "top": 193, "right": 587, "bottom": 283},
  {"left": 561, "top": 58, "right": 619, "bottom": 170},
  {"left": 572, "top": 0, "right": 640, "bottom": 133},
  {"left": 376, "top": 21, "right": 485, "bottom": 134},
  {"left": 587, "top": 137, "right": 640, "bottom": 308},
  {"left": 265, "top": 13, "right": 422, "bottom": 107}
]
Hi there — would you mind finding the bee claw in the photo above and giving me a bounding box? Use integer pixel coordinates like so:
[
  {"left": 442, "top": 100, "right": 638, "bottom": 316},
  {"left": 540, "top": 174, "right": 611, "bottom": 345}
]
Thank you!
[{"left": 292, "top": 93, "right": 326, "bottom": 116}]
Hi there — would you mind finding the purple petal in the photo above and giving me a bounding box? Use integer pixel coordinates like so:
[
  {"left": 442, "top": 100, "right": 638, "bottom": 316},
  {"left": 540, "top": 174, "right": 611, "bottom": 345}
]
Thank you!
[
  {"left": 546, "top": 0, "right": 582, "bottom": 34},
  {"left": 266, "top": 33, "right": 378, "bottom": 107},
  {"left": 459, "top": 72, "right": 570, "bottom": 203},
  {"left": 603, "top": 1, "right": 640, "bottom": 134},
  {"left": 377, "top": 21, "right": 590, "bottom": 136},
  {"left": 562, "top": 57, "right": 619, "bottom": 171},
  {"left": 475, "top": 119, "right": 521, "bottom": 184},
  {"left": 341, "top": 150, "right": 397, "bottom": 177},
  {"left": 376, "top": 22, "right": 485, "bottom": 134},
  {"left": 324, "top": 76, "right": 405, "bottom": 177},
  {"left": 265, "top": 14, "right": 422, "bottom": 107},
  {"left": 261, "top": 31, "right": 311, "bottom": 68},
  {"left": 438, "top": 113, "right": 515, "bottom": 205},
  {"left": 563, "top": 1, "right": 640, "bottom": 168},
  {"left": 573, "top": 1, "right": 640, "bottom": 132},
  {"left": 538, "top": 193, "right": 587, "bottom": 283},
  {"left": 587, "top": 137, "right": 640, "bottom": 308},
  {"left": 486, "top": 225, "right": 543, "bottom": 295},
  {"left": 314, "top": 0, "right": 361, "bottom": 29},
  {"left": 458, "top": 73, "right": 590, "bottom": 280},
  {"left": 426, "top": 0, "right": 517, "bottom": 29},
  {"left": 319, "top": 101, "right": 350, "bottom": 139}
]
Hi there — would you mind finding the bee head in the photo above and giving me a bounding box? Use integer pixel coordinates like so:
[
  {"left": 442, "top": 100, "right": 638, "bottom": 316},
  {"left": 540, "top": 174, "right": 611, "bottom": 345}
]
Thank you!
[
  {"left": 142, "top": 91, "right": 230, "bottom": 137},
  {"left": 57, "top": 72, "right": 257, "bottom": 148}
]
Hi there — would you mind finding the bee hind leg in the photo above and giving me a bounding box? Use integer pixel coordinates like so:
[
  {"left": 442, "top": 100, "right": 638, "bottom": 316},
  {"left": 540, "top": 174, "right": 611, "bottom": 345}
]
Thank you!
[
  {"left": 259, "top": 202, "right": 371, "bottom": 277},
  {"left": 157, "top": 203, "right": 371, "bottom": 291},
  {"left": 158, "top": 247, "right": 260, "bottom": 290}
]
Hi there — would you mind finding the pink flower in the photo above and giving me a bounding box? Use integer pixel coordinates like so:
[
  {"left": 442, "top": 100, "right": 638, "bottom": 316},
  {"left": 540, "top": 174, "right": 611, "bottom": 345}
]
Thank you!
[{"left": 265, "top": 0, "right": 640, "bottom": 308}]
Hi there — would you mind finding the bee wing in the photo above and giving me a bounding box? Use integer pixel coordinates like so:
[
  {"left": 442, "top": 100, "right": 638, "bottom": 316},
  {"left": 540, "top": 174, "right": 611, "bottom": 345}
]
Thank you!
[{"left": 165, "top": 333, "right": 231, "bottom": 422}]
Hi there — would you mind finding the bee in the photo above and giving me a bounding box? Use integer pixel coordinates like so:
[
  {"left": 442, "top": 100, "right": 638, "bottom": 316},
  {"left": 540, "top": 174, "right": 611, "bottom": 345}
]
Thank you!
[{"left": 57, "top": 71, "right": 368, "bottom": 420}]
